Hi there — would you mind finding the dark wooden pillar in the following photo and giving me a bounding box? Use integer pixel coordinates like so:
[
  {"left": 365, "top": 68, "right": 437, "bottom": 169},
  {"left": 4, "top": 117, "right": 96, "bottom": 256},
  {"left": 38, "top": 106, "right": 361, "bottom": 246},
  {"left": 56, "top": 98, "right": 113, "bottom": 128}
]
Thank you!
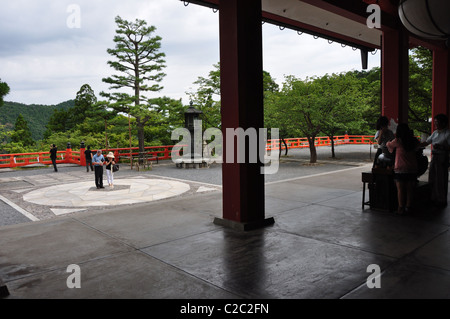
[
  {"left": 381, "top": 27, "right": 409, "bottom": 125},
  {"left": 432, "top": 48, "right": 450, "bottom": 129},
  {"left": 214, "top": 0, "right": 273, "bottom": 231}
]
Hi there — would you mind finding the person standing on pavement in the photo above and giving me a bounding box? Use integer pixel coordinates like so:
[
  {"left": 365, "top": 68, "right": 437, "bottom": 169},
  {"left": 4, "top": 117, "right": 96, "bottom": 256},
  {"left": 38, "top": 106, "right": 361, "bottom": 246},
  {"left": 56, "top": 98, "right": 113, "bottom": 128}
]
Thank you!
[
  {"left": 92, "top": 149, "right": 105, "bottom": 189},
  {"left": 420, "top": 113, "right": 450, "bottom": 207},
  {"left": 386, "top": 123, "right": 419, "bottom": 215},
  {"left": 105, "top": 152, "right": 116, "bottom": 189},
  {"left": 84, "top": 146, "right": 94, "bottom": 172},
  {"left": 373, "top": 116, "right": 395, "bottom": 168},
  {"left": 49, "top": 144, "right": 58, "bottom": 172}
]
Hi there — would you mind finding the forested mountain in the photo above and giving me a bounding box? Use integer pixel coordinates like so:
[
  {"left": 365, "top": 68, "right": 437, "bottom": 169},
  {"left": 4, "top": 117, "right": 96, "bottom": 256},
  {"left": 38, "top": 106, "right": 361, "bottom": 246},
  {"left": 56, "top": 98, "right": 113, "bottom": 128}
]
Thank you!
[{"left": 0, "top": 100, "right": 74, "bottom": 140}]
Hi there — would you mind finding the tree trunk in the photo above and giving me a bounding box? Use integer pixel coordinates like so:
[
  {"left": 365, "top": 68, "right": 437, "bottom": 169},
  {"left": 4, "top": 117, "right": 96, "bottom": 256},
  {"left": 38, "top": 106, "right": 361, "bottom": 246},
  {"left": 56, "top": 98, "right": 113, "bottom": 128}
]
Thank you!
[
  {"left": 128, "top": 114, "right": 132, "bottom": 169},
  {"left": 279, "top": 138, "right": 288, "bottom": 158},
  {"left": 136, "top": 119, "right": 146, "bottom": 164},
  {"left": 331, "top": 135, "right": 335, "bottom": 158},
  {"left": 104, "top": 119, "right": 108, "bottom": 151},
  {"left": 137, "top": 121, "right": 145, "bottom": 153},
  {"left": 308, "top": 137, "right": 317, "bottom": 163}
]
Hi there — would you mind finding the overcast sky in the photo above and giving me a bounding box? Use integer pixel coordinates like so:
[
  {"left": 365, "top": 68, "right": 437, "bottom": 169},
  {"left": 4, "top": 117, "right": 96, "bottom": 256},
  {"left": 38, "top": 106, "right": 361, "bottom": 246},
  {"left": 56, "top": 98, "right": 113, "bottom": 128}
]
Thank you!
[{"left": 0, "top": 0, "right": 380, "bottom": 106}]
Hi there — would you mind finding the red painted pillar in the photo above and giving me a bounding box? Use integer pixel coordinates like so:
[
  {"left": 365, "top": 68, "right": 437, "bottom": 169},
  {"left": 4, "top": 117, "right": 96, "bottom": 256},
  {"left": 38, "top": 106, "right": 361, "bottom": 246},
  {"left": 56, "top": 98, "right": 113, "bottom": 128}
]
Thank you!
[
  {"left": 432, "top": 48, "right": 450, "bottom": 130},
  {"left": 65, "top": 142, "right": 72, "bottom": 164},
  {"left": 381, "top": 27, "right": 409, "bottom": 125},
  {"left": 80, "top": 142, "right": 86, "bottom": 167},
  {"left": 214, "top": 0, "right": 273, "bottom": 231}
]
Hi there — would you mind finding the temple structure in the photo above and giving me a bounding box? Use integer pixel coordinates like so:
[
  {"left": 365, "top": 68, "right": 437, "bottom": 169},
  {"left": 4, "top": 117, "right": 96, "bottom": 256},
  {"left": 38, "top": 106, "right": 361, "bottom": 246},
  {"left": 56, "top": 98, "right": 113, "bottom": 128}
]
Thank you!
[{"left": 182, "top": 0, "right": 450, "bottom": 230}]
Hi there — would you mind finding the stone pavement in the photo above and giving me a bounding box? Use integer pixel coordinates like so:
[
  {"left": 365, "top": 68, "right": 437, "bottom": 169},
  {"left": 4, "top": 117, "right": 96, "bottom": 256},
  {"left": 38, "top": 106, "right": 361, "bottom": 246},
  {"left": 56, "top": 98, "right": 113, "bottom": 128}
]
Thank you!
[
  {"left": 0, "top": 145, "right": 449, "bottom": 304},
  {"left": 0, "top": 163, "right": 221, "bottom": 224}
]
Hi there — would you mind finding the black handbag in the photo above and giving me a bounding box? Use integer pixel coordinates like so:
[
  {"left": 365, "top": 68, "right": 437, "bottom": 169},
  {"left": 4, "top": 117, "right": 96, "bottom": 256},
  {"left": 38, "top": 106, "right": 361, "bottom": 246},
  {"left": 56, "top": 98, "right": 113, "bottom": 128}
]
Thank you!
[{"left": 112, "top": 164, "right": 119, "bottom": 172}]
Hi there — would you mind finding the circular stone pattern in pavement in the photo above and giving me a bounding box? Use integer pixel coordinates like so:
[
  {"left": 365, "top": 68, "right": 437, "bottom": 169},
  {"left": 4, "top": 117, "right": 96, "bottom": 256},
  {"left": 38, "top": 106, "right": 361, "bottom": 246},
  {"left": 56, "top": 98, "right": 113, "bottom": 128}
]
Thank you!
[{"left": 23, "top": 179, "right": 190, "bottom": 207}]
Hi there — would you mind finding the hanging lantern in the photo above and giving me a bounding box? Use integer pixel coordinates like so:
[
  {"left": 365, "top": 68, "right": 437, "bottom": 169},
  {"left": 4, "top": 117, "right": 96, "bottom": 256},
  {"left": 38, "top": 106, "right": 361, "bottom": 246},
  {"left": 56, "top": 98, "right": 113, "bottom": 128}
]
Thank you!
[{"left": 398, "top": 0, "right": 450, "bottom": 45}]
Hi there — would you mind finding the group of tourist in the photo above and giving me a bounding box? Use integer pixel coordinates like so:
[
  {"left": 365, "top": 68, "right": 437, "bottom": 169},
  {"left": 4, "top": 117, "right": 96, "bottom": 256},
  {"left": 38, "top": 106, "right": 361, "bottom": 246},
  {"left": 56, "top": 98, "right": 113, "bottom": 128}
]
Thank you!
[
  {"left": 84, "top": 147, "right": 117, "bottom": 189},
  {"left": 374, "top": 114, "right": 450, "bottom": 214},
  {"left": 49, "top": 145, "right": 117, "bottom": 189}
]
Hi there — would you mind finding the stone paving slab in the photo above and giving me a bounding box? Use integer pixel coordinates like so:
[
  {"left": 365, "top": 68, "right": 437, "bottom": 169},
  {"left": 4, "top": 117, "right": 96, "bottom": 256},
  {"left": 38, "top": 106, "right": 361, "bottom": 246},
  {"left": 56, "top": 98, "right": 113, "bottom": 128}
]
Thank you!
[
  {"left": 0, "top": 171, "right": 221, "bottom": 223},
  {"left": 6, "top": 251, "right": 238, "bottom": 299},
  {"left": 0, "top": 218, "right": 135, "bottom": 282},
  {"left": 1, "top": 145, "right": 449, "bottom": 301}
]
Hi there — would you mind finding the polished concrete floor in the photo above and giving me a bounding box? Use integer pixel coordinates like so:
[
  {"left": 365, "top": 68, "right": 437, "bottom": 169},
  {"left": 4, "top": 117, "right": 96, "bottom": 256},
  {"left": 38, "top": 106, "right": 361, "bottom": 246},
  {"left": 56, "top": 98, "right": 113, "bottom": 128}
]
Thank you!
[{"left": 0, "top": 150, "right": 449, "bottom": 301}]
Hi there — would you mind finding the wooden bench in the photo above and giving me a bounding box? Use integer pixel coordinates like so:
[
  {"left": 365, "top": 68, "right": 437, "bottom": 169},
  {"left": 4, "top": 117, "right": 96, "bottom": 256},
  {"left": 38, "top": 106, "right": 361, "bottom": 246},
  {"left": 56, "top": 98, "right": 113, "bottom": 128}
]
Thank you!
[
  {"left": 132, "top": 154, "right": 158, "bottom": 171},
  {"left": 361, "top": 171, "right": 374, "bottom": 210},
  {"left": 362, "top": 169, "right": 430, "bottom": 212},
  {"left": 362, "top": 169, "right": 397, "bottom": 212}
]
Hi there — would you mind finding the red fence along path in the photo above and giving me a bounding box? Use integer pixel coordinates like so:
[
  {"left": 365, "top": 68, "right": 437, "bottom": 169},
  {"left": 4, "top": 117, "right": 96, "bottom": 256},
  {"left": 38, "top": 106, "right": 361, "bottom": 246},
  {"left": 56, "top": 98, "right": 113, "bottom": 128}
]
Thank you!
[
  {"left": 0, "top": 135, "right": 374, "bottom": 169},
  {"left": 0, "top": 145, "right": 176, "bottom": 169}
]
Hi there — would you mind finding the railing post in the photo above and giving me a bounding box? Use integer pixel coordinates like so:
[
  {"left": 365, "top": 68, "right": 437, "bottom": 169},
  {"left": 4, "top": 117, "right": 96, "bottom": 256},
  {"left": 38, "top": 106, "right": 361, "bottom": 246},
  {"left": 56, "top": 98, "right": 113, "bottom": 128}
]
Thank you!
[
  {"left": 164, "top": 146, "right": 169, "bottom": 160},
  {"left": 80, "top": 142, "right": 86, "bottom": 166},
  {"left": 66, "top": 142, "right": 72, "bottom": 164}
]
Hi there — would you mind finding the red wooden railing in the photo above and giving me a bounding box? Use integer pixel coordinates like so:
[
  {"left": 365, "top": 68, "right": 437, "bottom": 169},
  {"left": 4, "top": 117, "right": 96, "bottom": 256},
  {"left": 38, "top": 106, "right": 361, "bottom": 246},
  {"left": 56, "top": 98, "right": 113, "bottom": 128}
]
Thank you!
[
  {"left": 0, "top": 135, "right": 374, "bottom": 169},
  {"left": 0, "top": 145, "right": 176, "bottom": 169},
  {"left": 266, "top": 135, "right": 375, "bottom": 150}
]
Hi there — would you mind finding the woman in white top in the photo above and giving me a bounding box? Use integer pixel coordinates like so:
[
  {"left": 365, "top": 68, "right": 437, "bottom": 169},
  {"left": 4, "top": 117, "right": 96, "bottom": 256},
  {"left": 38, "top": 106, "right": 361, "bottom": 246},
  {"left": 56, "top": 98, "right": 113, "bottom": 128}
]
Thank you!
[
  {"left": 420, "top": 114, "right": 450, "bottom": 207},
  {"left": 105, "top": 152, "right": 116, "bottom": 189}
]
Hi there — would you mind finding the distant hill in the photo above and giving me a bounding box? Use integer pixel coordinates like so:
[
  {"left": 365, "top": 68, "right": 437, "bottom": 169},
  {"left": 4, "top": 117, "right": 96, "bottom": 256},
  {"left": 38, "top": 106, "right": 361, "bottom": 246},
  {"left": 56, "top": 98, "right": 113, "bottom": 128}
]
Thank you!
[{"left": 0, "top": 100, "right": 74, "bottom": 141}]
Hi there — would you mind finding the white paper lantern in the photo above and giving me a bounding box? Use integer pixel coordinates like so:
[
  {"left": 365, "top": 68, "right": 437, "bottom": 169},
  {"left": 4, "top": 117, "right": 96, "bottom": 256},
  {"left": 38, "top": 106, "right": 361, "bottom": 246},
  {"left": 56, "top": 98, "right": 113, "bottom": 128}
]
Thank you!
[{"left": 398, "top": 0, "right": 450, "bottom": 42}]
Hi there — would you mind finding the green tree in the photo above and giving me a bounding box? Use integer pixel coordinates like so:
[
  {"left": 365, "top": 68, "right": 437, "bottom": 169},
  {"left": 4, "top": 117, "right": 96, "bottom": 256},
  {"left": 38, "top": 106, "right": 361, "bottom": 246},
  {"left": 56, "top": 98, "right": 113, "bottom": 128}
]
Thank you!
[
  {"left": 145, "top": 96, "right": 185, "bottom": 145},
  {"left": 273, "top": 76, "right": 324, "bottom": 163},
  {"left": 265, "top": 89, "right": 293, "bottom": 157},
  {"left": 67, "top": 84, "right": 98, "bottom": 130},
  {"left": 409, "top": 47, "right": 432, "bottom": 135},
  {"left": 87, "top": 101, "right": 117, "bottom": 150},
  {"left": 0, "top": 79, "right": 10, "bottom": 107},
  {"left": 188, "top": 63, "right": 280, "bottom": 133},
  {"left": 186, "top": 63, "right": 222, "bottom": 131},
  {"left": 0, "top": 124, "right": 13, "bottom": 153},
  {"left": 44, "top": 108, "right": 70, "bottom": 139},
  {"left": 315, "top": 73, "right": 367, "bottom": 158},
  {"left": 11, "top": 114, "right": 34, "bottom": 147},
  {"left": 101, "top": 16, "right": 167, "bottom": 156},
  {"left": 352, "top": 68, "right": 381, "bottom": 134},
  {"left": 265, "top": 73, "right": 370, "bottom": 163},
  {"left": 263, "top": 70, "right": 280, "bottom": 93}
]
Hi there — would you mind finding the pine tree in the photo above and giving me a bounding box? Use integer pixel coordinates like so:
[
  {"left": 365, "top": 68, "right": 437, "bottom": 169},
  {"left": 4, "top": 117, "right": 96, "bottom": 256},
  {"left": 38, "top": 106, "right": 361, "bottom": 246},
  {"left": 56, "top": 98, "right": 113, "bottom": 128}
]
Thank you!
[
  {"left": 11, "top": 114, "right": 34, "bottom": 146},
  {"left": 68, "top": 84, "right": 98, "bottom": 130},
  {"left": 101, "top": 16, "right": 166, "bottom": 155},
  {"left": 0, "top": 78, "right": 10, "bottom": 107}
]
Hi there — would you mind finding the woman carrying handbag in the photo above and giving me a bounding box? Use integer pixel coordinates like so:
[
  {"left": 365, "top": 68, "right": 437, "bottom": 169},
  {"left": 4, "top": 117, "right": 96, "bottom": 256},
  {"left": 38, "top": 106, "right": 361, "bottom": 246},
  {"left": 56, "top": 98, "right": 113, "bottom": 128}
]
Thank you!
[{"left": 105, "top": 152, "right": 116, "bottom": 189}]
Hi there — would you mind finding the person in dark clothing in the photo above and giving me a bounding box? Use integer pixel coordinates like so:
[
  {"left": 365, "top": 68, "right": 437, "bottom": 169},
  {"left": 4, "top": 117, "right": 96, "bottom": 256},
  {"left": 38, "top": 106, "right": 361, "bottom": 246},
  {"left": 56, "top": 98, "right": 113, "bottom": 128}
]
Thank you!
[
  {"left": 84, "top": 146, "right": 94, "bottom": 172},
  {"left": 49, "top": 144, "right": 58, "bottom": 172},
  {"left": 92, "top": 149, "right": 105, "bottom": 189},
  {"left": 373, "top": 116, "right": 395, "bottom": 168}
]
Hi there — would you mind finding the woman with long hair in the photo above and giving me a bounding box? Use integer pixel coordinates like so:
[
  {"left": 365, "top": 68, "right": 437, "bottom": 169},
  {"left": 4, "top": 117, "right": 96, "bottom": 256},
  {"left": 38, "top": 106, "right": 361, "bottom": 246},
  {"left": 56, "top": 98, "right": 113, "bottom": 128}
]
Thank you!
[
  {"left": 373, "top": 116, "right": 395, "bottom": 168},
  {"left": 387, "top": 123, "right": 419, "bottom": 214}
]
